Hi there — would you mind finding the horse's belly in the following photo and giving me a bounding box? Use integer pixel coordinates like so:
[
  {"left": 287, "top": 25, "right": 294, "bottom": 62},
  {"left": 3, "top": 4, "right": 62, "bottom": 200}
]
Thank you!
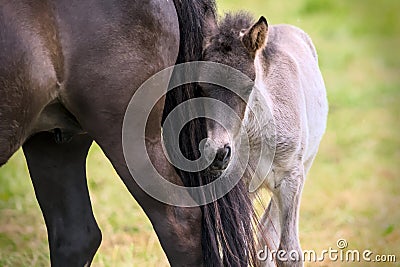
[{"left": 0, "top": 2, "right": 62, "bottom": 164}]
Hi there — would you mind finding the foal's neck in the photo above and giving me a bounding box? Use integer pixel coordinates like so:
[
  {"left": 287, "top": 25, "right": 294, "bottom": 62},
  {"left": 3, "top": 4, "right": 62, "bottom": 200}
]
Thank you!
[{"left": 243, "top": 53, "right": 274, "bottom": 136}]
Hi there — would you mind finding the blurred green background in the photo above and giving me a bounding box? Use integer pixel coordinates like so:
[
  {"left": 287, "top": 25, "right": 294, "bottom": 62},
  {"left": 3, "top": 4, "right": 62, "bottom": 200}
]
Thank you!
[{"left": 0, "top": 0, "right": 399, "bottom": 266}]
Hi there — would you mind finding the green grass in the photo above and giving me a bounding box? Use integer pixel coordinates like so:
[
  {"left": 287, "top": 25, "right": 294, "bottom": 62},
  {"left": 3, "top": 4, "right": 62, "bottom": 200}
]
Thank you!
[{"left": 1, "top": 0, "right": 399, "bottom": 266}]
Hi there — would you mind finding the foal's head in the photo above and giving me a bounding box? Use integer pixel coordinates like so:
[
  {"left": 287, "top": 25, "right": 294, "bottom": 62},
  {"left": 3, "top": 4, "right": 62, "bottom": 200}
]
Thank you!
[{"left": 200, "top": 13, "right": 268, "bottom": 173}]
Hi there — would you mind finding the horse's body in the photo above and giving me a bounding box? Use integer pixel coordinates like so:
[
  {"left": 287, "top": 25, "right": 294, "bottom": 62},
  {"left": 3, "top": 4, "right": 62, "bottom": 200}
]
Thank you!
[
  {"left": 0, "top": 1, "right": 241, "bottom": 266},
  {"left": 202, "top": 13, "right": 328, "bottom": 267},
  {"left": 1, "top": 0, "right": 180, "bottom": 161}
]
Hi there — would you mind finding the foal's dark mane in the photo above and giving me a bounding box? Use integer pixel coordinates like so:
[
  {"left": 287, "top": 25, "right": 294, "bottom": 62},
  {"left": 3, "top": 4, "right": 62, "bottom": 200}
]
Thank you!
[
  {"left": 163, "top": 3, "right": 258, "bottom": 266},
  {"left": 205, "top": 12, "right": 255, "bottom": 54},
  {"left": 218, "top": 12, "right": 255, "bottom": 35}
]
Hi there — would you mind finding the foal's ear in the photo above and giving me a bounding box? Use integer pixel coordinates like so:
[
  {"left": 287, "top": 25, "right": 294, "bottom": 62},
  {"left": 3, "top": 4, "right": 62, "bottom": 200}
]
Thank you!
[{"left": 241, "top": 16, "right": 268, "bottom": 58}]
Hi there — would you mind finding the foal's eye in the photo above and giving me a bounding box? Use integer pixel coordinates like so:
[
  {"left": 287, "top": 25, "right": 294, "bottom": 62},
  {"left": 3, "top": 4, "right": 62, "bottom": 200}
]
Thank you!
[{"left": 239, "top": 29, "right": 247, "bottom": 37}]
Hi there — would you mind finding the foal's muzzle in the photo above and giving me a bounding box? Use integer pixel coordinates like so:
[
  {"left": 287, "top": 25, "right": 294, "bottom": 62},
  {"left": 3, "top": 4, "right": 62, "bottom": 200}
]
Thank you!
[{"left": 210, "top": 144, "right": 231, "bottom": 171}]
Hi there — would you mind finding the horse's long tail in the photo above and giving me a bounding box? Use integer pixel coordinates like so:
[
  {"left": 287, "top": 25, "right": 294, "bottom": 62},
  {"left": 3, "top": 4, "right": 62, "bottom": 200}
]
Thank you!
[{"left": 163, "top": 1, "right": 258, "bottom": 266}]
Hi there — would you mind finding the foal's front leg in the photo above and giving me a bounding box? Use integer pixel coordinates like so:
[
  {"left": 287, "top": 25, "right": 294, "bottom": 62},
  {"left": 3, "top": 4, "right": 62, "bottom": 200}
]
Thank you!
[
  {"left": 257, "top": 197, "right": 281, "bottom": 267},
  {"left": 273, "top": 164, "right": 305, "bottom": 267}
]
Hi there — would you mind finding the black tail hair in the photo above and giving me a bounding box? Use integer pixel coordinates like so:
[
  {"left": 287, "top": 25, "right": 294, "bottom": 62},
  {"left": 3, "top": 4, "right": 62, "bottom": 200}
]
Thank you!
[{"left": 163, "top": 1, "right": 258, "bottom": 266}]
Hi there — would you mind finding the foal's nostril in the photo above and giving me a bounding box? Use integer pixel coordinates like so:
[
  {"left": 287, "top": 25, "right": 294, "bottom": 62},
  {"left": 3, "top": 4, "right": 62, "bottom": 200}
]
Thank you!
[
  {"left": 223, "top": 145, "right": 231, "bottom": 162},
  {"left": 212, "top": 145, "right": 231, "bottom": 170}
]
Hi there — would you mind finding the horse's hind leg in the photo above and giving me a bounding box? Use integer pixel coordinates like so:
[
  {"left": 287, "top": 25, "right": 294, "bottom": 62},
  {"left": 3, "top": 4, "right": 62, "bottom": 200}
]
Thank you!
[{"left": 23, "top": 132, "right": 101, "bottom": 267}]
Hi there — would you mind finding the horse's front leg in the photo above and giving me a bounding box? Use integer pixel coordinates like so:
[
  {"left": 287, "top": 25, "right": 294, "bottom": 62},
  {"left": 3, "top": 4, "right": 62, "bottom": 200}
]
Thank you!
[
  {"left": 23, "top": 132, "right": 101, "bottom": 267},
  {"left": 273, "top": 164, "right": 305, "bottom": 267},
  {"left": 143, "top": 138, "right": 204, "bottom": 266},
  {"left": 84, "top": 122, "right": 204, "bottom": 266}
]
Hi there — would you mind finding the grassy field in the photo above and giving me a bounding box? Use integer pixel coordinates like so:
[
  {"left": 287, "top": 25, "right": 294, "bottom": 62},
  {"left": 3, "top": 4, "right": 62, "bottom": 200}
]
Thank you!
[{"left": 0, "top": 0, "right": 399, "bottom": 266}]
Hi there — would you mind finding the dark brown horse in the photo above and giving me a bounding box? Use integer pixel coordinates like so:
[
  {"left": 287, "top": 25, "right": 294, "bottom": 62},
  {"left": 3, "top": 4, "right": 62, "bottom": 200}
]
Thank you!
[{"left": 0, "top": 1, "right": 257, "bottom": 266}]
